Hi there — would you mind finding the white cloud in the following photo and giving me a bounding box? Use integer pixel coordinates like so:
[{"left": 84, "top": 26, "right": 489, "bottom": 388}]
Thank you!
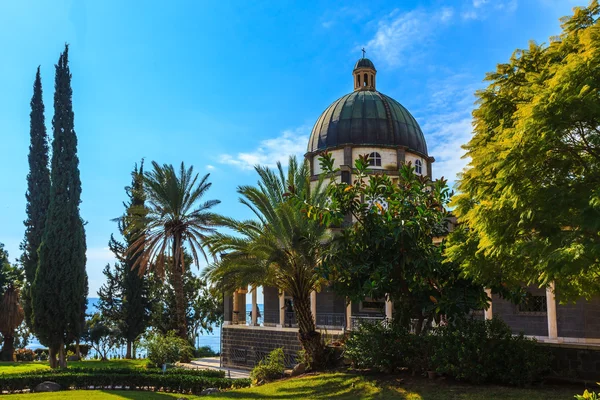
[
  {"left": 219, "top": 127, "right": 309, "bottom": 170},
  {"left": 206, "top": 165, "right": 215, "bottom": 170},
  {"left": 416, "top": 74, "right": 481, "bottom": 187},
  {"left": 365, "top": 9, "right": 446, "bottom": 67},
  {"left": 462, "top": 0, "right": 517, "bottom": 20}
]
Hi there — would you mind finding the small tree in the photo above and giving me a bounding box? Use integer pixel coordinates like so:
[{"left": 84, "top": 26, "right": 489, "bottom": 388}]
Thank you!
[
  {"left": 303, "top": 154, "right": 487, "bottom": 331},
  {"left": 84, "top": 313, "right": 120, "bottom": 361},
  {"left": 0, "top": 286, "right": 25, "bottom": 361}
]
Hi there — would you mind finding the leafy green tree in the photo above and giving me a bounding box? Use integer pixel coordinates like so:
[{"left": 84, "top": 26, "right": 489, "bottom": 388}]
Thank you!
[
  {"left": 20, "top": 66, "right": 51, "bottom": 331},
  {"left": 83, "top": 313, "right": 120, "bottom": 361},
  {"left": 33, "top": 44, "right": 88, "bottom": 369},
  {"left": 148, "top": 255, "right": 221, "bottom": 341},
  {"left": 205, "top": 157, "right": 330, "bottom": 368},
  {"left": 446, "top": 2, "right": 600, "bottom": 301},
  {"left": 304, "top": 154, "right": 486, "bottom": 332},
  {"left": 127, "top": 161, "right": 220, "bottom": 342}
]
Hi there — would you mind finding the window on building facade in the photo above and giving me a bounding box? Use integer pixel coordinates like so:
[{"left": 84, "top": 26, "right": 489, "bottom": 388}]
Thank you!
[
  {"left": 415, "top": 159, "right": 423, "bottom": 174},
  {"left": 368, "top": 152, "right": 382, "bottom": 167},
  {"left": 359, "top": 297, "right": 385, "bottom": 312},
  {"left": 517, "top": 294, "right": 547, "bottom": 315}
]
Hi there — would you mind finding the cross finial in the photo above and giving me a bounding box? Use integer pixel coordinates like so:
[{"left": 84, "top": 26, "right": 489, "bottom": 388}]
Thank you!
[{"left": 361, "top": 48, "right": 366, "bottom": 58}]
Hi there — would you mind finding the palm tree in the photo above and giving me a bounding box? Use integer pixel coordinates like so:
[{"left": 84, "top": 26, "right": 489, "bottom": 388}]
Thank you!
[
  {"left": 205, "top": 156, "right": 330, "bottom": 368},
  {"left": 0, "top": 285, "right": 25, "bottom": 361},
  {"left": 127, "top": 161, "right": 220, "bottom": 340}
]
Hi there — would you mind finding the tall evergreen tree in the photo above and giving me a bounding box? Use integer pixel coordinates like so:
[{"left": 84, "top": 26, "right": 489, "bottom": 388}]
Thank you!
[
  {"left": 32, "top": 44, "right": 88, "bottom": 369},
  {"left": 20, "top": 67, "right": 50, "bottom": 331},
  {"left": 102, "top": 162, "right": 150, "bottom": 358}
]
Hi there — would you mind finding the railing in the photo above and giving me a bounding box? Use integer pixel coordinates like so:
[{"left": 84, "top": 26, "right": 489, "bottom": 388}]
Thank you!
[
  {"left": 283, "top": 311, "right": 297, "bottom": 328},
  {"left": 316, "top": 312, "right": 346, "bottom": 329},
  {"left": 351, "top": 314, "right": 385, "bottom": 329}
]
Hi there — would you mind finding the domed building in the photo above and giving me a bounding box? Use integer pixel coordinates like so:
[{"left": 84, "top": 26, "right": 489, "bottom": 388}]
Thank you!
[
  {"left": 305, "top": 57, "right": 433, "bottom": 182},
  {"left": 219, "top": 57, "right": 600, "bottom": 376}
]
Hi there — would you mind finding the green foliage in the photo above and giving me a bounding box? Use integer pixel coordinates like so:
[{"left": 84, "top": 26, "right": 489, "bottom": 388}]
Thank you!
[
  {"left": 33, "top": 44, "right": 88, "bottom": 359},
  {"left": 345, "top": 318, "right": 550, "bottom": 386},
  {"left": 0, "top": 244, "right": 23, "bottom": 296},
  {"left": 447, "top": 1, "right": 600, "bottom": 300},
  {"left": 575, "top": 386, "right": 600, "bottom": 399},
  {"left": 307, "top": 154, "right": 487, "bottom": 331},
  {"left": 0, "top": 370, "right": 249, "bottom": 394},
  {"left": 20, "top": 66, "right": 51, "bottom": 333},
  {"left": 83, "top": 313, "right": 121, "bottom": 361},
  {"left": 147, "top": 254, "right": 222, "bottom": 340},
  {"left": 126, "top": 161, "right": 220, "bottom": 341},
  {"left": 250, "top": 347, "right": 285, "bottom": 385},
  {"left": 205, "top": 156, "right": 330, "bottom": 368},
  {"left": 144, "top": 331, "right": 193, "bottom": 367},
  {"left": 432, "top": 318, "right": 551, "bottom": 385}
]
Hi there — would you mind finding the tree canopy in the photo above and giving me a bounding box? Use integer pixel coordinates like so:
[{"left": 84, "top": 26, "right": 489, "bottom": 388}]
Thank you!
[
  {"left": 305, "top": 154, "right": 486, "bottom": 332},
  {"left": 446, "top": 1, "right": 600, "bottom": 301}
]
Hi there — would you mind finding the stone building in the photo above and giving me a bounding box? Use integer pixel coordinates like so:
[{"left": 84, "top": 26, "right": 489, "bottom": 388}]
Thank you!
[{"left": 220, "top": 57, "right": 600, "bottom": 377}]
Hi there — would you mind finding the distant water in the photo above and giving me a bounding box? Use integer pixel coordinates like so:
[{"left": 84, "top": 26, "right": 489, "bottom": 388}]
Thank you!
[{"left": 27, "top": 299, "right": 264, "bottom": 357}]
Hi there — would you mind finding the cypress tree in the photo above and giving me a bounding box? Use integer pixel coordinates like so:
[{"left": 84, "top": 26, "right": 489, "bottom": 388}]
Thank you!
[
  {"left": 32, "top": 44, "right": 87, "bottom": 369},
  {"left": 20, "top": 67, "right": 50, "bottom": 332}
]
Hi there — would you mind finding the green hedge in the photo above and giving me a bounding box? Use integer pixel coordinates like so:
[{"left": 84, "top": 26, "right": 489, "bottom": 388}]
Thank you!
[
  {"left": 0, "top": 372, "right": 250, "bottom": 394},
  {"left": 346, "top": 318, "right": 552, "bottom": 386},
  {"left": 12, "top": 367, "right": 225, "bottom": 378}
]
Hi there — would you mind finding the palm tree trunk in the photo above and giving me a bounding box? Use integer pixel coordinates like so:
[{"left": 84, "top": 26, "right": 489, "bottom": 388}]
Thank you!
[
  {"left": 293, "top": 294, "right": 325, "bottom": 370},
  {"left": 171, "top": 235, "right": 188, "bottom": 340},
  {"left": 0, "top": 335, "right": 15, "bottom": 361}
]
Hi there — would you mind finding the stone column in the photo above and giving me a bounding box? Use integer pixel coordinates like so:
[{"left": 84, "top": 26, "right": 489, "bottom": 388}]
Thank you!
[
  {"left": 251, "top": 286, "right": 258, "bottom": 326},
  {"left": 385, "top": 297, "right": 393, "bottom": 320},
  {"left": 546, "top": 282, "right": 558, "bottom": 339},
  {"left": 278, "top": 290, "right": 285, "bottom": 328},
  {"left": 232, "top": 290, "right": 240, "bottom": 325},
  {"left": 310, "top": 291, "right": 317, "bottom": 325},
  {"left": 484, "top": 288, "right": 493, "bottom": 320},
  {"left": 346, "top": 299, "right": 352, "bottom": 331}
]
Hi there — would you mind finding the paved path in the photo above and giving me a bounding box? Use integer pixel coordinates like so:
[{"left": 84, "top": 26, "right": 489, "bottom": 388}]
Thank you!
[{"left": 180, "top": 357, "right": 250, "bottom": 379}]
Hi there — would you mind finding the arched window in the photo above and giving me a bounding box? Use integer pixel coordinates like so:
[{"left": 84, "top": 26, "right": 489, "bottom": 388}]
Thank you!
[
  {"left": 368, "top": 152, "right": 382, "bottom": 167},
  {"left": 415, "top": 159, "right": 423, "bottom": 174},
  {"left": 357, "top": 75, "right": 361, "bottom": 87},
  {"left": 364, "top": 73, "right": 368, "bottom": 86}
]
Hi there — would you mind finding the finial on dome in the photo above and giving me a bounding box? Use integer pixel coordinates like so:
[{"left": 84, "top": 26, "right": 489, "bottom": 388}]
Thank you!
[{"left": 353, "top": 53, "right": 376, "bottom": 91}]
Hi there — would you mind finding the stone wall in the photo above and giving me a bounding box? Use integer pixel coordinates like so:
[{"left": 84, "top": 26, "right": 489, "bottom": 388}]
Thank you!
[
  {"left": 221, "top": 326, "right": 344, "bottom": 370},
  {"left": 557, "top": 297, "right": 600, "bottom": 338},
  {"left": 263, "top": 286, "right": 279, "bottom": 325},
  {"left": 221, "top": 326, "right": 303, "bottom": 370},
  {"left": 492, "top": 293, "right": 548, "bottom": 336},
  {"left": 545, "top": 343, "right": 600, "bottom": 381}
]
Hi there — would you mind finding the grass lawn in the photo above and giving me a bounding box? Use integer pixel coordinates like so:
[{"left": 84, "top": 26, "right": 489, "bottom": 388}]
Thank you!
[
  {"left": 0, "top": 372, "right": 584, "bottom": 399},
  {"left": 0, "top": 359, "right": 148, "bottom": 375}
]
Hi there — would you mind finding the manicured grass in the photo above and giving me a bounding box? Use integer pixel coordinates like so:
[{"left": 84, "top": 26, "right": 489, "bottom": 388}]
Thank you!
[
  {"left": 0, "top": 372, "right": 584, "bottom": 399},
  {"left": 207, "top": 372, "right": 582, "bottom": 399},
  {"left": 0, "top": 359, "right": 148, "bottom": 375}
]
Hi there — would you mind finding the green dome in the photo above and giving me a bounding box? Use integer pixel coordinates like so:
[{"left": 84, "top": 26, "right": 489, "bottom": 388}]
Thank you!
[
  {"left": 354, "top": 58, "right": 376, "bottom": 70},
  {"left": 307, "top": 90, "right": 428, "bottom": 156}
]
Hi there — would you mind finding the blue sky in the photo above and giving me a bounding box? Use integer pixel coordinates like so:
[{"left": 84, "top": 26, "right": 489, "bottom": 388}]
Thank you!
[{"left": 0, "top": 0, "right": 581, "bottom": 298}]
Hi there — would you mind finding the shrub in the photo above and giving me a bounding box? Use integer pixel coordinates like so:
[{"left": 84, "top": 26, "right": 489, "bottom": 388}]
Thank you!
[
  {"left": 345, "top": 322, "right": 423, "bottom": 373},
  {"left": 250, "top": 348, "right": 285, "bottom": 385},
  {"left": 345, "top": 318, "right": 551, "bottom": 385},
  {"left": 432, "top": 318, "right": 551, "bottom": 385},
  {"left": 15, "top": 348, "right": 35, "bottom": 362},
  {"left": 144, "top": 331, "right": 194, "bottom": 367},
  {"left": 0, "top": 371, "right": 249, "bottom": 394},
  {"left": 575, "top": 389, "right": 599, "bottom": 400}
]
